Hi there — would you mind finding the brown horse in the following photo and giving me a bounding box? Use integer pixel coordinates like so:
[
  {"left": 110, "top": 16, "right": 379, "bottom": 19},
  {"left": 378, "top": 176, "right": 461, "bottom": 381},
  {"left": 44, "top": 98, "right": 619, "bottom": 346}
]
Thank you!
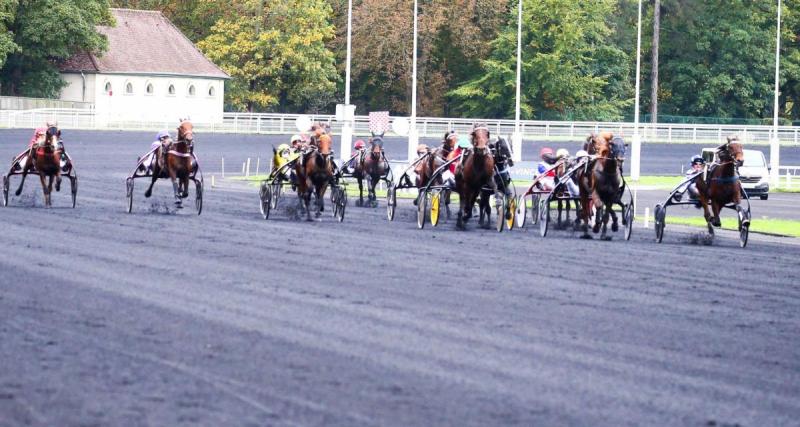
[
  {"left": 145, "top": 120, "right": 194, "bottom": 207},
  {"left": 295, "top": 133, "right": 334, "bottom": 220},
  {"left": 15, "top": 125, "right": 64, "bottom": 207},
  {"left": 695, "top": 136, "right": 745, "bottom": 234},
  {"left": 455, "top": 123, "right": 497, "bottom": 230},
  {"left": 354, "top": 133, "right": 389, "bottom": 208},
  {"left": 414, "top": 134, "right": 455, "bottom": 217},
  {"left": 578, "top": 134, "right": 622, "bottom": 240}
]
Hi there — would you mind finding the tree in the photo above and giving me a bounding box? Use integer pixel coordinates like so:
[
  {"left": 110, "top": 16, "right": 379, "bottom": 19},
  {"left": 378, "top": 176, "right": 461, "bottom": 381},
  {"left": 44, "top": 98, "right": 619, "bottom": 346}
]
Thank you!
[
  {"left": 197, "top": 0, "right": 339, "bottom": 112},
  {"left": 0, "top": 0, "right": 17, "bottom": 70},
  {"left": 450, "top": 0, "right": 632, "bottom": 121},
  {"left": 0, "top": 0, "right": 113, "bottom": 97}
]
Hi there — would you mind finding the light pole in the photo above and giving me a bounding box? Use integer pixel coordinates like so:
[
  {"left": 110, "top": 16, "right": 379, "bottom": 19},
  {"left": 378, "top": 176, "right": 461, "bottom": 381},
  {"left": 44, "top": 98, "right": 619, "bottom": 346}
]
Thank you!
[
  {"left": 631, "top": 0, "right": 643, "bottom": 181},
  {"left": 340, "top": 0, "right": 354, "bottom": 161},
  {"left": 408, "top": 0, "right": 419, "bottom": 162},
  {"left": 512, "top": 0, "right": 523, "bottom": 163},
  {"left": 770, "top": 0, "right": 782, "bottom": 186}
]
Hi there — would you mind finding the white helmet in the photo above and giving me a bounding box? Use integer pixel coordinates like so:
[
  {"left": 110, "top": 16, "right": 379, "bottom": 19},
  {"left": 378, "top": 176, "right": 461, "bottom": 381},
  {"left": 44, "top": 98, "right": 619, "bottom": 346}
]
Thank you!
[
  {"left": 576, "top": 149, "right": 589, "bottom": 158},
  {"left": 556, "top": 148, "right": 569, "bottom": 158}
]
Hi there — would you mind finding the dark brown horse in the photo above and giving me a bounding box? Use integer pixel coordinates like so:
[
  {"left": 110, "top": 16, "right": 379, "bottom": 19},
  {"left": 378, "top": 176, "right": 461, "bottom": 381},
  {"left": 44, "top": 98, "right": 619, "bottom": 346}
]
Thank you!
[
  {"left": 578, "top": 134, "right": 621, "bottom": 240},
  {"left": 15, "top": 125, "right": 64, "bottom": 207},
  {"left": 295, "top": 133, "right": 334, "bottom": 220},
  {"left": 354, "top": 133, "right": 389, "bottom": 208},
  {"left": 455, "top": 123, "right": 497, "bottom": 230},
  {"left": 145, "top": 120, "right": 194, "bottom": 207},
  {"left": 695, "top": 136, "right": 745, "bottom": 234}
]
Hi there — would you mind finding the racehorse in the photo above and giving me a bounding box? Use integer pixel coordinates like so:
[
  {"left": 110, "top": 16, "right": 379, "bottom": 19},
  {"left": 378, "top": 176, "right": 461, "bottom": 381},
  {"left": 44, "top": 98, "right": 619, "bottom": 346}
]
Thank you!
[
  {"left": 553, "top": 158, "right": 577, "bottom": 229},
  {"left": 456, "top": 123, "right": 497, "bottom": 230},
  {"left": 694, "top": 136, "right": 745, "bottom": 234},
  {"left": 354, "top": 133, "right": 389, "bottom": 208},
  {"left": 578, "top": 133, "right": 622, "bottom": 240},
  {"left": 414, "top": 136, "right": 454, "bottom": 218},
  {"left": 478, "top": 136, "right": 514, "bottom": 227},
  {"left": 15, "top": 125, "right": 63, "bottom": 207},
  {"left": 145, "top": 119, "right": 194, "bottom": 207},
  {"left": 295, "top": 133, "right": 335, "bottom": 220}
]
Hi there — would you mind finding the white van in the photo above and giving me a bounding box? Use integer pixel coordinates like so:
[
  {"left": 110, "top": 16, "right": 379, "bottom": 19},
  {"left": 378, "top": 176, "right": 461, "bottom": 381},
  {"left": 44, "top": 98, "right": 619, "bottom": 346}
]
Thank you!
[{"left": 701, "top": 148, "right": 769, "bottom": 200}]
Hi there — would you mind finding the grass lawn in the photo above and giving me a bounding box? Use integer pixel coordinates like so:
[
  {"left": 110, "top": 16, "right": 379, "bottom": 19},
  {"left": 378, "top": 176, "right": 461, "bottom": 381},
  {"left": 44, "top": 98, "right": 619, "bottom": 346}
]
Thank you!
[{"left": 662, "top": 215, "right": 800, "bottom": 238}]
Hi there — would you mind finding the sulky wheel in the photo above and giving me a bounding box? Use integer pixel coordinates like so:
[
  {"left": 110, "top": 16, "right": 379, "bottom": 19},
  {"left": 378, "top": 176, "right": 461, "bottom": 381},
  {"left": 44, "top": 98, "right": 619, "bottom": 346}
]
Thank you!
[
  {"left": 624, "top": 202, "right": 634, "bottom": 241},
  {"left": 495, "top": 194, "right": 506, "bottom": 232},
  {"left": 515, "top": 196, "right": 526, "bottom": 229},
  {"left": 126, "top": 177, "right": 134, "bottom": 213},
  {"left": 505, "top": 195, "right": 516, "bottom": 231},
  {"left": 417, "top": 191, "right": 428, "bottom": 229},
  {"left": 259, "top": 181, "right": 271, "bottom": 220},
  {"left": 336, "top": 188, "right": 347, "bottom": 222},
  {"left": 386, "top": 182, "right": 397, "bottom": 221},
  {"left": 195, "top": 179, "right": 203, "bottom": 215},
  {"left": 70, "top": 175, "right": 78, "bottom": 208},
  {"left": 430, "top": 191, "right": 441, "bottom": 227},
  {"left": 270, "top": 181, "right": 281, "bottom": 209},
  {"left": 3, "top": 175, "right": 9, "bottom": 207},
  {"left": 538, "top": 196, "right": 550, "bottom": 237},
  {"left": 654, "top": 204, "right": 666, "bottom": 243},
  {"left": 530, "top": 194, "right": 540, "bottom": 226},
  {"left": 736, "top": 205, "right": 750, "bottom": 248}
]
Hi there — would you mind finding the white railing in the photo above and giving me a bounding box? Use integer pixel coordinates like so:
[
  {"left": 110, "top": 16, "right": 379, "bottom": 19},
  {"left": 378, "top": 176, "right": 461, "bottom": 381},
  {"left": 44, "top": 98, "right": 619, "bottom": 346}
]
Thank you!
[
  {"left": 2, "top": 108, "right": 800, "bottom": 145},
  {"left": 0, "top": 96, "right": 93, "bottom": 110},
  {"left": 778, "top": 166, "right": 800, "bottom": 189}
]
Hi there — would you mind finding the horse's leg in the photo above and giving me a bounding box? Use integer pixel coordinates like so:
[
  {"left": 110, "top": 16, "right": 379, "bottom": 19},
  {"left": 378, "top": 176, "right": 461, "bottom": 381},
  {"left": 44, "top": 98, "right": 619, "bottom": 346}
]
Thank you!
[
  {"left": 610, "top": 204, "right": 619, "bottom": 232},
  {"left": 356, "top": 175, "right": 364, "bottom": 207},
  {"left": 710, "top": 200, "right": 722, "bottom": 227},
  {"left": 601, "top": 205, "right": 612, "bottom": 241},
  {"left": 697, "top": 193, "right": 714, "bottom": 233},
  {"left": 592, "top": 195, "right": 603, "bottom": 234},
  {"left": 304, "top": 178, "right": 313, "bottom": 221},
  {"left": 14, "top": 167, "right": 29, "bottom": 196},
  {"left": 315, "top": 183, "right": 324, "bottom": 218},
  {"left": 369, "top": 175, "right": 378, "bottom": 208},
  {"left": 168, "top": 168, "right": 181, "bottom": 207},
  {"left": 557, "top": 200, "right": 564, "bottom": 229},
  {"left": 39, "top": 173, "right": 50, "bottom": 207},
  {"left": 144, "top": 164, "right": 158, "bottom": 198},
  {"left": 456, "top": 189, "right": 466, "bottom": 230},
  {"left": 580, "top": 193, "right": 592, "bottom": 239},
  {"left": 55, "top": 169, "right": 62, "bottom": 192},
  {"left": 478, "top": 191, "right": 487, "bottom": 227}
]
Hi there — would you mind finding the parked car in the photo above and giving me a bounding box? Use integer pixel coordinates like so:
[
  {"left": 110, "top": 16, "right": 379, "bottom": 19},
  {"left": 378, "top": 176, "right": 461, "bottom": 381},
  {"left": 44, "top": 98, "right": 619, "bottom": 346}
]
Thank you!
[{"left": 701, "top": 148, "right": 769, "bottom": 200}]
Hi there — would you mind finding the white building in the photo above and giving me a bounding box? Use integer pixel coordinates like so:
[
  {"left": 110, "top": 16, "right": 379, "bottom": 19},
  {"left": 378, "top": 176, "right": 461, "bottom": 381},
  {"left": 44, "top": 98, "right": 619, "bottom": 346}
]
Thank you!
[{"left": 58, "top": 8, "right": 229, "bottom": 124}]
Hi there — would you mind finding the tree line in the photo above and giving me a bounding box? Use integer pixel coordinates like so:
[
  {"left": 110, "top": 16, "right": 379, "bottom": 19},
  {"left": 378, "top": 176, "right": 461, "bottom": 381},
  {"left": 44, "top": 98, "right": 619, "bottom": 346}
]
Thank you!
[{"left": 1, "top": 0, "right": 799, "bottom": 124}]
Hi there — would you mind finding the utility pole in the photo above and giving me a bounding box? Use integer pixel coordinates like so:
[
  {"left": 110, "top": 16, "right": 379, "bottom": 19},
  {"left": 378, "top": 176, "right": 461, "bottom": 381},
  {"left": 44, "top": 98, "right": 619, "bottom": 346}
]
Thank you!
[{"left": 650, "top": 0, "right": 660, "bottom": 124}]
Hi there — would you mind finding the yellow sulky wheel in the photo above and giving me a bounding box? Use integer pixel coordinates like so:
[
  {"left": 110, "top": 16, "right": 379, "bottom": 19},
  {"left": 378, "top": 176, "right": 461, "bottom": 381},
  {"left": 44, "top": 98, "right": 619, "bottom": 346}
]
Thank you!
[{"left": 430, "top": 191, "right": 441, "bottom": 227}]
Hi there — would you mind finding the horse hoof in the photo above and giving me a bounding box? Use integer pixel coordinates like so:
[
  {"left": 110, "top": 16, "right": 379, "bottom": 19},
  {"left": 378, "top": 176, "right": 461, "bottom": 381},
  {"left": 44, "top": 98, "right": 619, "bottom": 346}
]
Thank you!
[
  {"left": 611, "top": 223, "right": 619, "bottom": 232},
  {"left": 601, "top": 235, "right": 612, "bottom": 241},
  {"left": 144, "top": 191, "right": 152, "bottom": 198},
  {"left": 580, "top": 234, "right": 593, "bottom": 240},
  {"left": 14, "top": 190, "right": 21, "bottom": 196},
  {"left": 592, "top": 225, "right": 601, "bottom": 233}
]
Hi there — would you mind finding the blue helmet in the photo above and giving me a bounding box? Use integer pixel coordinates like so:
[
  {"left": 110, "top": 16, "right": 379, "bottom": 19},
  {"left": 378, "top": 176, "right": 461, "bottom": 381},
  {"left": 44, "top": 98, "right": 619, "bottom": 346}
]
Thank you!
[
  {"left": 457, "top": 136, "right": 471, "bottom": 149},
  {"left": 690, "top": 155, "right": 705, "bottom": 165},
  {"left": 156, "top": 130, "right": 170, "bottom": 140}
]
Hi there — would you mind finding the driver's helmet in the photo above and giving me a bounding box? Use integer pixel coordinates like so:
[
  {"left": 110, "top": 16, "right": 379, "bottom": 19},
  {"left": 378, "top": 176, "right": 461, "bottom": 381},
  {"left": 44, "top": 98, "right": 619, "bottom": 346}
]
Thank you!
[
  {"left": 556, "top": 148, "right": 569, "bottom": 159},
  {"left": 354, "top": 139, "right": 366, "bottom": 150},
  {"left": 277, "top": 143, "right": 290, "bottom": 153},
  {"left": 156, "top": 130, "right": 170, "bottom": 141},
  {"left": 457, "top": 135, "right": 471, "bottom": 149},
  {"left": 576, "top": 149, "right": 589, "bottom": 158},
  {"left": 290, "top": 134, "right": 302, "bottom": 144},
  {"left": 444, "top": 130, "right": 458, "bottom": 144},
  {"left": 540, "top": 147, "right": 554, "bottom": 159},
  {"left": 690, "top": 155, "right": 705, "bottom": 166}
]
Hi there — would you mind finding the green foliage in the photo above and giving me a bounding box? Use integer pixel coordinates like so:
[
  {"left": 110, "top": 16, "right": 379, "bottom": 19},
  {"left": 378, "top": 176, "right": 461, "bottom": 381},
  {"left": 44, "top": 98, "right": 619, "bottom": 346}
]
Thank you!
[
  {"left": 0, "top": 0, "right": 113, "bottom": 96},
  {"left": 450, "top": 0, "right": 632, "bottom": 121},
  {"left": 0, "top": 0, "right": 18, "bottom": 69},
  {"left": 197, "top": 0, "right": 338, "bottom": 112}
]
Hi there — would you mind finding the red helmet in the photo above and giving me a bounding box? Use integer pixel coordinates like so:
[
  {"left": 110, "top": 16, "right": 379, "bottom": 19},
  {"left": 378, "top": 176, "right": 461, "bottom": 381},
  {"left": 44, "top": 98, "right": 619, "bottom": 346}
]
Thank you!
[
  {"left": 540, "top": 147, "right": 554, "bottom": 157},
  {"left": 354, "top": 139, "right": 365, "bottom": 150}
]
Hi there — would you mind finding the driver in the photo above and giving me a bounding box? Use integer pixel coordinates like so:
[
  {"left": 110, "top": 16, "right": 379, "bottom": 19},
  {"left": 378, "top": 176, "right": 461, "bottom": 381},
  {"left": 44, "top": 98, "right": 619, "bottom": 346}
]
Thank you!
[
  {"left": 140, "top": 130, "right": 171, "bottom": 172},
  {"left": 674, "top": 155, "right": 706, "bottom": 202}
]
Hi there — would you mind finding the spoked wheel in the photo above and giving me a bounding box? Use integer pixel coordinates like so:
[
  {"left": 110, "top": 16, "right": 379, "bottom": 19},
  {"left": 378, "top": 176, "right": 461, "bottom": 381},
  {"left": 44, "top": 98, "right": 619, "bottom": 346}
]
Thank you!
[
  {"left": 386, "top": 182, "right": 397, "bottom": 221},
  {"left": 259, "top": 181, "right": 271, "bottom": 220},
  {"left": 515, "top": 196, "right": 526, "bottom": 229},
  {"left": 623, "top": 202, "right": 634, "bottom": 241},
  {"left": 505, "top": 195, "right": 516, "bottom": 231},
  {"left": 417, "top": 191, "right": 428, "bottom": 229},
  {"left": 3, "top": 175, "right": 9, "bottom": 207},
  {"left": 530, "top": 194, "right": 540, "bottom": 225},
  {"left": 126, "top": 177, "right": 134, "bottom": 213},
  {"left": 430, "top": 191, "right": 441, "bottom": 227},
  {"left": 495, "top": 194, "right": 506, "bottom": 232},
  {"left": 335, "top": 187, "right": 347, "bottom": 222},
  {"left": 270, "top": 181, "right": 281, "bottom": 209},
  {"left": 195, "top": 179, "right": 203, "bottom": 215},
  {"left": 736, "top": 205, "right": 750, "bottom": 248},
  {"left": 70, "top": 174, "right": 78, "bottom": 208},
  {"left": 538, "top": 197, "right": 550, "bottom": 237},
  {"left": 654, "top": 203, "right": 666, "bottom": 243}
]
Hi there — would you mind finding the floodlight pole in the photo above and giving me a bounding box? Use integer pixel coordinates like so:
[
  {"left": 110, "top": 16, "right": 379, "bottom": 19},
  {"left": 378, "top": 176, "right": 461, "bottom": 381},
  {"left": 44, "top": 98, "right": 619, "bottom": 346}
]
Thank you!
[
  {"left": 770, "top": 0, "right": 782, "bottom": 186},
  {"left": 340, "top": 0, "right": 354, "bottom": 161},
  {"left": 408, "top": 0, "right": 419, "bottom": 162},
  {"left": 511, "top": 0, "right": 523, "bottom": 162},
  {"left": 631, "top": 0, "right": 643, "bottom": 181}
]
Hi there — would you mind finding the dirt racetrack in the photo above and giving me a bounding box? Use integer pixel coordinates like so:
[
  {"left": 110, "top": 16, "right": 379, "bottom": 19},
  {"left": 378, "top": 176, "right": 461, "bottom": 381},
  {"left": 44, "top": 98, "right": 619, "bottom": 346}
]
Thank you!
[{"left": 1, "top": 130, "right": 799, "bottom": 426}]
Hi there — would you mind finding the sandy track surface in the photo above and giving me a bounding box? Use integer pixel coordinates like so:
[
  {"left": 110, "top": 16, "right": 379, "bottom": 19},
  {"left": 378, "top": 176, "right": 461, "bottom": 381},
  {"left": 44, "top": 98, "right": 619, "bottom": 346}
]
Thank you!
[{"left": 1, "top": 131, "right": 799, "bottom": 426}]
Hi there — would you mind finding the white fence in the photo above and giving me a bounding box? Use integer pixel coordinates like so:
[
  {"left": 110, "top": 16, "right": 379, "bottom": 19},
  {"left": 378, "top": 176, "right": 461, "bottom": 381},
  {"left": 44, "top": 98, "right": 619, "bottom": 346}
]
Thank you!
[
  {"left": 778, "top": 166, "right": 800, "bottom": 189},
  {"left": 0, "top": 96, "right": 93, "bottom": 111},
  {"left": 2, "top": 108, "right": 800, "bottom": 145}
]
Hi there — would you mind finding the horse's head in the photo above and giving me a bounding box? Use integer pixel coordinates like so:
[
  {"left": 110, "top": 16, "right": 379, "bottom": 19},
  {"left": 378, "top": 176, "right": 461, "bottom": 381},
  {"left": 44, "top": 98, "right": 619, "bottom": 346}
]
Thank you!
[
  {"left": 318, "top": 134, "right": 332, "bottom": 156},
  {"left": 471, "top": 122, "right": 491, "bottom": 153},
  {"left": 369, "top": 133, "right": 384, "bottom": 157},
  {"left": 177, "top": 119, "right": 194, "bottom": 143},
  {"left": 492, "top": 137, "right": 513, "bottom": 167},
  {"left": 45, "top": 122, "right": 60, "bottom": 147},
  {"left": 718, "top": 136, "right": 744, "bottom": 166}
]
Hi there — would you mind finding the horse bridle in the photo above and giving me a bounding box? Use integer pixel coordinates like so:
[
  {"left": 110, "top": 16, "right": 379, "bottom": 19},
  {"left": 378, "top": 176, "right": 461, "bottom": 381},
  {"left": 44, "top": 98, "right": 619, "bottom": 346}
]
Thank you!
[{"left": 471, "top": 126, "right": 491, "bottom": 155}]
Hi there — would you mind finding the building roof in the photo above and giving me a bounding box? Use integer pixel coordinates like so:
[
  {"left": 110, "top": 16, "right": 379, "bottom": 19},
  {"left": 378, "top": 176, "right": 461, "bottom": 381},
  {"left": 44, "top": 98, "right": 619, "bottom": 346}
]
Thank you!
[{"left": 59, "top": 8, "right": 229, "bottom": 79}]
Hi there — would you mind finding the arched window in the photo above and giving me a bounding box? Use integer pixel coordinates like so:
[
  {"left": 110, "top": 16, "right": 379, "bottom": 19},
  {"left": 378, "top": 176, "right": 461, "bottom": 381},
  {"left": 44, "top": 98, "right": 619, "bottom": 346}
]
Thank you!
[
  {"left": 167, "top": 84, "right": 176, "bottom": 96},
  {"left": 187, "top": 84, "right": 196, "bottom": 97},
  {"left": 208, "top": 85, "right": 216, "bottom": 97},
  {"left": 104, "top": 81, "right": 112, "bottom": 94},
  {"left": 125, "top": 82, "right": 134, "bottom": 94},
  {"left": 145, "top": 82, "right": 154, "bottom": 95}
]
